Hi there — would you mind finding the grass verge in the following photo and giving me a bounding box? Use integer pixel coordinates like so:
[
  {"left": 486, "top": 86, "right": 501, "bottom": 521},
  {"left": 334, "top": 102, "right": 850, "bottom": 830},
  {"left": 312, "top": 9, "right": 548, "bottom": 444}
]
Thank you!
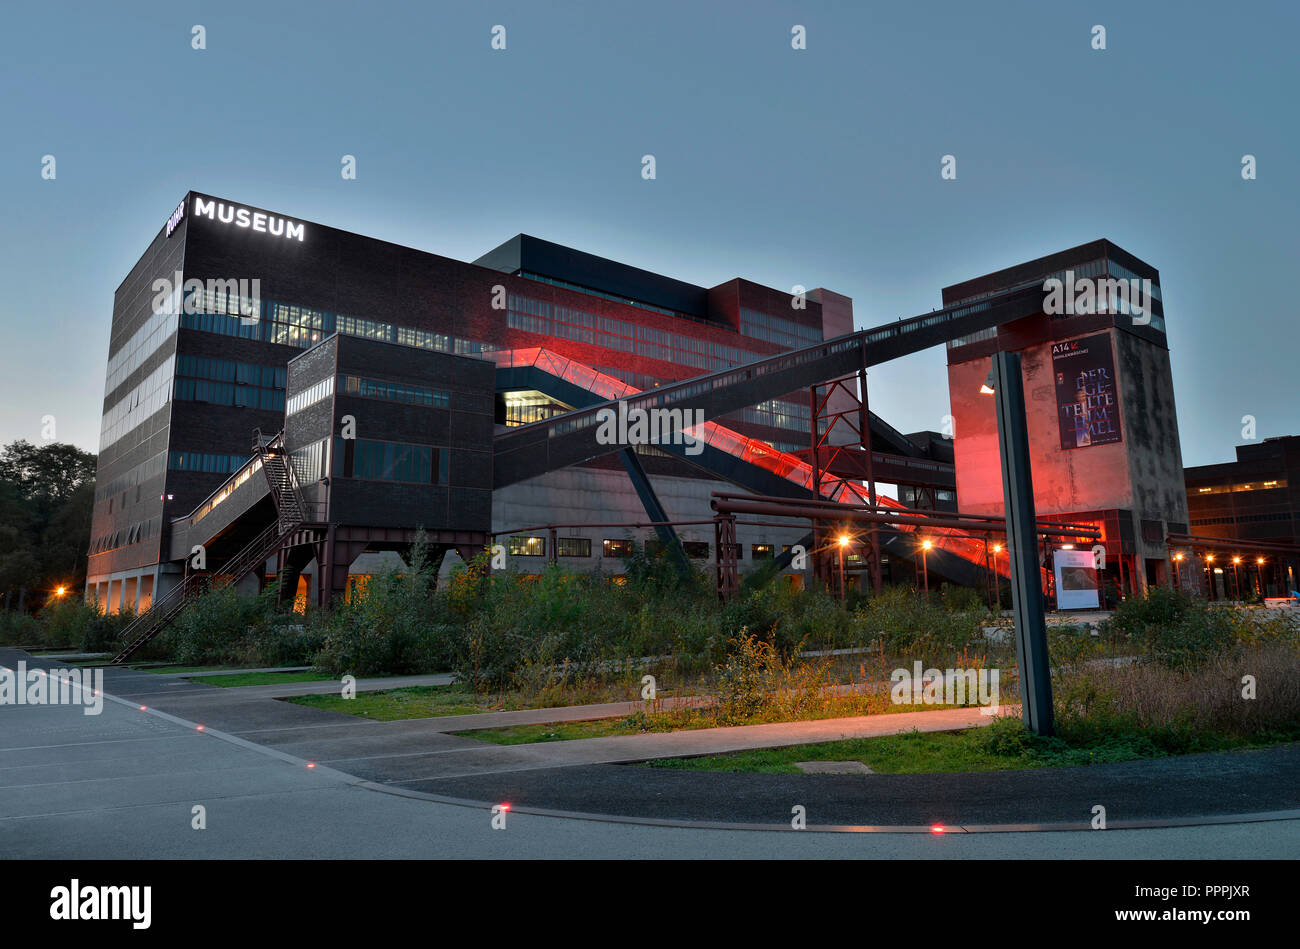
[
  {"left": 192, "top": 670, "right": 338, "bottom": 688},
  {"left": 285, "top": 684, "right": 489, "bottom": 720},
  {"left": 643, "top": 718, "right": 1300, "bottom": 774},
  {"left": 454, "top": 699, "right": 986, "bottom": 745}
]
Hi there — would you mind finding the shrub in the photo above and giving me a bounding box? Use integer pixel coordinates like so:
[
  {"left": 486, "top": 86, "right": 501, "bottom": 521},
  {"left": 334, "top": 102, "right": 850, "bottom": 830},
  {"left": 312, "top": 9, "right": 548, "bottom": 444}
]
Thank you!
[
  {"left": 1052, "top": 642, "right": 1300, "bottom": 751},
  {"left": 852, "top": 585, "right": 986, "bottom": 660},
  {"left": 316, "top": 542, "right": 455, "bottom": 676},
  {"left": 940, "top": 583, "right": 987, "bottom": 615},
  {"left": 0, "top": 610, "right": 42, "bottom": 647},
  {"left": 162, "top": 581, "right": 286, "bottom": 666},
  {"left": 1047, "top": 623, "right": 1102, "bottom": 668},
  {"left": 0, "top": 599, "right": 135, "bottom": 653},
  {"left": 713, "top": 632, "right": 779, "bottom": 723},
  {"left": 1107, "top": 588, "right": 1239, "bottom": 668},
  {"left": 720, "top": 584, "right": 848, "bottom": 658},
  {"left": 977, "top": 713, "right": 1035, "bottom": 757}
]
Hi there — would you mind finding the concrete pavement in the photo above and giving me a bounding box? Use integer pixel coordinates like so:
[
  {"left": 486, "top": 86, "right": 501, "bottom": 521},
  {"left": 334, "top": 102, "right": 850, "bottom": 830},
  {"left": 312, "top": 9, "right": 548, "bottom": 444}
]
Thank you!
[
  {"left": 3, "top": 692, "right": 1298, "bottom": 858},
  {"left": 3, "top": 649, "right": 1298, "bottom": 858}
]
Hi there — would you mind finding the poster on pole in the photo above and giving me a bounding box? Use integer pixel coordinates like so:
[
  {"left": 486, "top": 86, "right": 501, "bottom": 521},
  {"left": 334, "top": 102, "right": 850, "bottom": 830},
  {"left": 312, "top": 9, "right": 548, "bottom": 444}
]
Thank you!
[
  {"left": 1052, "top": 333, "right": 1123, "bottom": 450},
  {"left": 1054, "top": 548, "right": 1101, "bottom": 610}
]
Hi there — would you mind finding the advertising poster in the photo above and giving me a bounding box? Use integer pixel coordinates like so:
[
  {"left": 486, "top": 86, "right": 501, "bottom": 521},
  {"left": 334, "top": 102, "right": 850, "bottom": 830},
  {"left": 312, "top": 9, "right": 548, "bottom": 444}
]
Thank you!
[
  {"left": 1052, "top": 333, "right": 1123, "bottom": 450},
  {"left": 1054, "top": 548, "right": 1101, "bottom": 610}
]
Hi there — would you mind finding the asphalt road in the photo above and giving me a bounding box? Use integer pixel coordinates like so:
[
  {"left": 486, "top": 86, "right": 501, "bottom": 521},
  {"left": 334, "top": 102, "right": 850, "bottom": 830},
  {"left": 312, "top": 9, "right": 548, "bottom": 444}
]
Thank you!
[{"left": 3, "top": 652, "right": 1298, "bottom": 859}]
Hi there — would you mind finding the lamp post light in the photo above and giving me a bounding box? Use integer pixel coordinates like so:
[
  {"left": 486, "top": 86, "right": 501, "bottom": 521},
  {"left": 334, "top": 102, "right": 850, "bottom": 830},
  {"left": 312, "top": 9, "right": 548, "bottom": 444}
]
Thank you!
[
  {"left": 1173, "top": 552, "right": 1184, "bottom": 591},
  {"left": 1232, "top": 556, "right": 1242, "bottom": 601},
  {"left": 837, "top": 533, "right": 850, "bottom": 602},
  {"left": 992, "top": 542, "right": 1003, "bottom": 611},
  {"left": 1257, "top": 557, "right": 1266, "bottom": 597},
  {"left": 920, "top": 538, "right": 932, "bottom": 599}
]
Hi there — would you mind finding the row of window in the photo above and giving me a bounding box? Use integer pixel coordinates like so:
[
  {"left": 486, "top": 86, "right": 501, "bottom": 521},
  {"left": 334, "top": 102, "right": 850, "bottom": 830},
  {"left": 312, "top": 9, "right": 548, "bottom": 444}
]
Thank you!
[
  {"left": 286, "top": 377, "right": 335, "bottom": 416},
  {"left": 503, "top": 390, "right": 569, "bottom": 427},
  {"left": 945, "top": 258, "right": 1165, "bottom": 350},
  {"left": 333, "top": 437, "right": 449, "bottom": 484},
  {"left": 105, "top": 308, "right": 178, "bottom": 395},
  {"left": 739, "top": 307, "right": 824, "bottom": 349},
  {"left": 1107, "top": 260, "right": 1163, "bottom": 301},
  {"left": 172, "top": 354, "right": 287, "bottom": 412},
  {"left": 177, "top": 354, "right": 287, "bottom": 389},
  {"left": 291, "top": 438, "right": 328, "bottom": 484},
  {"left": 338, "top": 374, "right": 450, "bottom": 408},
  {"left": 177, "top": 305, "right": 493, "bottom": 359},
  {"left": 168, "top": 451, "right": 252, "bottom": 475},
  {"left": 1192, "top": 479, "right": 1288, "bottom": 495},
  {"left": 739, "top": 398, "right": 810, "bottom": 432},
  {"left": 99, "top": 356, "right": 175, "bottom": 452},
  {"left": 502, "top": 537, "right": 801, "bottom": 560},
  {"left": 946, "top": 258, "right": 1108, "bottom": 311},
  {"left": 95, "top": 449, "right": 167, "bottom": 503},
  {"left": 1189, "top": 512, "right": 1295, "bottom": 527},
  {"left": 516, "top": 271, "right": 685, "bottom": 320},
  {"left": 89, "top": 514, "right": 162, "bottom": 556},
  {"left": 507, "top": 294, "right": 769, "bottom": 371},
  {"left": 174, "top": 378, "right": 285, "bottom": 412}
]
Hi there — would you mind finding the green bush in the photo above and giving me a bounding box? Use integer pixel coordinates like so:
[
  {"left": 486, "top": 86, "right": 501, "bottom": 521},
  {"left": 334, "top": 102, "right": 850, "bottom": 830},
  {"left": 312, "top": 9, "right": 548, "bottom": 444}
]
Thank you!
[
  {"left": 0, "top": 599, "right": 133, "bottom": 652},
  {"left": 0, "top": 610, "right": 42, "bottom": 647},
  {"left": 719, "top": 584, "right": 849, "bottom": 658},
  {"left": 316, "top": 541, "right": 455, "bottom": 676},
  {"left": 977, "top": 713, "right": 1035, "bottom": 757},
  {"left": 940, "top": 583, "right": 987, "bottom": 615},
  {"left": 1047, "top": 623, "right": 1102, "bottom": 668},
  {"left": 161, "top": 581, "right": 287, "bottom": 666},
  {"left": 852, "top": 585, "right": 986, "bottom": 659},
  {"left": 1106, "top": 587, "right": 1239, "bottom": 667},
  {"left": 448, "top": 568, "right": 615, "bottom": 692},
  {"left": 443, "top": 550, "right": 723, "bottom": 693},
  {"left": 713, "top": 632, "right": 779, "bottom": 723}
]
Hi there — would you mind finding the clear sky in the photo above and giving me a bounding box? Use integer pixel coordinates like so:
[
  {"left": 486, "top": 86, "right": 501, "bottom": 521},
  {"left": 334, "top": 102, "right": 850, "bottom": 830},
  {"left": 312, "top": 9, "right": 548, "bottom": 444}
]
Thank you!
[{"left": 1, "top": 0, "right": 1295, "bottom": 466}]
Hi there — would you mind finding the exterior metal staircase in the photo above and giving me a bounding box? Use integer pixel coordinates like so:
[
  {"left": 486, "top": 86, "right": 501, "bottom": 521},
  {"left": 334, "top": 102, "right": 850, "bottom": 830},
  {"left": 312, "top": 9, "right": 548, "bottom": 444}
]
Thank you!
[{"left": 110, "top": 430, "right": 310, "bottom": 664}]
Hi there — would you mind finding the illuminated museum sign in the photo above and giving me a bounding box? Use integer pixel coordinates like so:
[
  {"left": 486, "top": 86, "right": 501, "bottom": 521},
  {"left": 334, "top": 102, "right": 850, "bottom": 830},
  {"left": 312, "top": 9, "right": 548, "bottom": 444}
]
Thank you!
[
  {"left": 164, "top": 200, "right": 185, "bottom": 238},
  {"left": 1052, "top": 333, "right": 1123, "bottom": 450},
  {"left": 192, "top": 197, "right": 305, "bottom": 242}
]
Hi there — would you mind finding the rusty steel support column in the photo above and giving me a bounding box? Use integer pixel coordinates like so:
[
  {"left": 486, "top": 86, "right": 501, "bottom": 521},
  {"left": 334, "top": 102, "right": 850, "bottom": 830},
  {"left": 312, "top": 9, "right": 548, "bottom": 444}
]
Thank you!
[
  {"left": 808, "top": 384, "right": 827, "bottom": 591},
  {"left": 714, "top": 513, "right": 739, "bottom": 599},
  {"left": 859, "top": 368, "right": 882, "bottom": 595}
]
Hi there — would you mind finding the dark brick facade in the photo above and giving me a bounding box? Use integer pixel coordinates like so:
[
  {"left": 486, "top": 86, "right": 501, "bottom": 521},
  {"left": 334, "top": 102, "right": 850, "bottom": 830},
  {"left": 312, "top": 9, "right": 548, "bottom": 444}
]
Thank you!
[{"left": 88, "top": 191, "right": 845, "bottom": 596}]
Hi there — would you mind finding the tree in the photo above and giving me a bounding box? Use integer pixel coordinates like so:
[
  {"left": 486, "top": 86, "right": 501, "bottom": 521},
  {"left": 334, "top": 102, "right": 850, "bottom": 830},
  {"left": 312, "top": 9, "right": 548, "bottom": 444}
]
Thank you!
[
  {"left": 0, "top": 440, "right": 96, "bottom": 509},
  {"left": 0, "top": 441, "right": 97, "bottom": 609}
]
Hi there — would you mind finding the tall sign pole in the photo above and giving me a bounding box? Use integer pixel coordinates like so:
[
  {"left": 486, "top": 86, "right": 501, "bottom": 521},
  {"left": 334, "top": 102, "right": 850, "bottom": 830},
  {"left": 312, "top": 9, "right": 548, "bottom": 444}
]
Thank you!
[{"left": 991, "top": 351, "right": 1055, "bottom": 736}]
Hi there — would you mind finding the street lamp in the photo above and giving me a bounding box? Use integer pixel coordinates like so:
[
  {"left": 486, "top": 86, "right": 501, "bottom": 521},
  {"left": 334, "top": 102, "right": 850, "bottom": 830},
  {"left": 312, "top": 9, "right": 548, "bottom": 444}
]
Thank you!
[
  {"left": 837, "top": 533, "right": 850, "bottom": 602},
  {"left": 921, "top": 538, "right": 932, "bottom": 598},
  {"left": 1232, "top": 556, "right": 1242, "bottom": 600},
  {"left": 991, "top": 542, "right": 1003, "bottom": 609}
]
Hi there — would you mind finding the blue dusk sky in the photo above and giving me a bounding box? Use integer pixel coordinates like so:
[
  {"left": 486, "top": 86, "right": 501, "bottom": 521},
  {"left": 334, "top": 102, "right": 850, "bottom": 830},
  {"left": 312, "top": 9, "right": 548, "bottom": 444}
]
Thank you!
[{"left": 0, "top": 0, "right": 1296, "bottom": 466}]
